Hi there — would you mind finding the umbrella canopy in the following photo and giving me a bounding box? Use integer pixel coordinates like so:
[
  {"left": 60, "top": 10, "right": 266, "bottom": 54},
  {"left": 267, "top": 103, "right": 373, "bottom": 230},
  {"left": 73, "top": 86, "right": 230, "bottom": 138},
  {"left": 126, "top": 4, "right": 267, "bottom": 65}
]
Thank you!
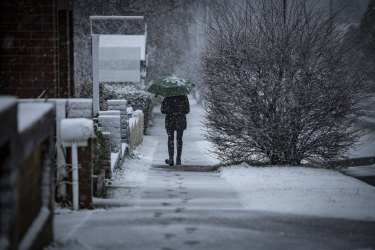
[{"left": 147, "top": 77, "right": 195, "bottom": 97}]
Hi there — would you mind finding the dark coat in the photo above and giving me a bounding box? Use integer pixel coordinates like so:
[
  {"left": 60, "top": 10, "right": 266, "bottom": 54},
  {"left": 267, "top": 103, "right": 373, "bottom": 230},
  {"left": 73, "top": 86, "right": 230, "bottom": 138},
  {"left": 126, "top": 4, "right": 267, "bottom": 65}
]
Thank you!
[{"left": 161, "top": 95, "right": 190, "bottom": 131}]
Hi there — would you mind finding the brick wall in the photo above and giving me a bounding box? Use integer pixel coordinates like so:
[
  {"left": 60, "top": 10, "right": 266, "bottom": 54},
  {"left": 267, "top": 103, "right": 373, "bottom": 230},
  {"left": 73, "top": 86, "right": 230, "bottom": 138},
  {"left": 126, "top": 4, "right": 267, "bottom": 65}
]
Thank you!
[
  {"left": 66, "top": 139, "right": 93, "bottom": 209},
  {"left": 0, "top": 0, "right": 74, "bottom": 98}
]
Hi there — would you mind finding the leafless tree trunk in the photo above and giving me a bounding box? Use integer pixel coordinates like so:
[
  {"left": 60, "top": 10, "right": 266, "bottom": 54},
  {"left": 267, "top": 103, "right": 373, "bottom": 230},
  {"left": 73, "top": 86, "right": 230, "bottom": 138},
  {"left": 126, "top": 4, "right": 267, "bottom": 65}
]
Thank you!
[{"left": 202, "top": 0, "right": 371, "bottom": 166}]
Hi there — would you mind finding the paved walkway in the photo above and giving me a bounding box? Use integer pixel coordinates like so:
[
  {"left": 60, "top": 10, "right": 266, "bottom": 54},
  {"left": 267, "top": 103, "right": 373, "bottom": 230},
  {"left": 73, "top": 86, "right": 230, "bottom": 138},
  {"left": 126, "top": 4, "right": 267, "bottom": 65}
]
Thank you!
[{"left": 51, "top": 100, "right": 375, "bottom": 250}]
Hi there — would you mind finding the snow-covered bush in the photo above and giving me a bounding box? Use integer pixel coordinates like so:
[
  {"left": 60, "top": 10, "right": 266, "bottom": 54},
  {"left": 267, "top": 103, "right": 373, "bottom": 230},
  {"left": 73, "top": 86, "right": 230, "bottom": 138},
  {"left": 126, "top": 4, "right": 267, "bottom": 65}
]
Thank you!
[
  {"left": 100, "top": 83, "right": 153, "bottom": 134},
  {"left": 202, "top": 0, "right": 372, "bottom": 166},
  {"left": 75, "top": 75, "right": 92, "bottom": 98}
]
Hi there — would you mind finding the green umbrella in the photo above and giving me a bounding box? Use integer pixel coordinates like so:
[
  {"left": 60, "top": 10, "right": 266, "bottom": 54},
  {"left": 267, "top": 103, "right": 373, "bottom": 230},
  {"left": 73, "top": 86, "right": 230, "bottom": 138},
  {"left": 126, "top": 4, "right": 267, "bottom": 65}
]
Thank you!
[{"left": 147, "top": 77, "right": 195, "bottom": 97}]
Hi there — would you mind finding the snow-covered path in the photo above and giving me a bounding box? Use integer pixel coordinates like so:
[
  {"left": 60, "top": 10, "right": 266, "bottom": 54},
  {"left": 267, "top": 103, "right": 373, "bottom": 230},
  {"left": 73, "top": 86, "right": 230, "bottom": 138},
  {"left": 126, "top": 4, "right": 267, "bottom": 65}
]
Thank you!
[{"left": 49, "top": 99, "right": 375, "bottom": 250}]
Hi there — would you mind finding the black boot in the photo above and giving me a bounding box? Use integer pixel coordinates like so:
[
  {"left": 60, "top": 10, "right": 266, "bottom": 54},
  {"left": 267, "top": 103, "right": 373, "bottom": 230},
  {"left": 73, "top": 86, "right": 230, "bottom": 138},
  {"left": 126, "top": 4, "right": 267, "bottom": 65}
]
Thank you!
[
  {"left": 176, "top": 142, "right": 182, "bottom": 165},
  {"left": 176, "top": 156, "right": 181, "bottom": 166},
  {"left": 165, "top": 158, "right": 174, "bottom": 166}
]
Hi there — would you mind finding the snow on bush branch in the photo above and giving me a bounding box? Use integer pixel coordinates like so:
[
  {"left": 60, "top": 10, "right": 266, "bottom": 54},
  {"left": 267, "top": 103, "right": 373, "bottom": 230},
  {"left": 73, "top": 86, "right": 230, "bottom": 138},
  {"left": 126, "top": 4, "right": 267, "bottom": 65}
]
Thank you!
[{"left": 202, "top": 0, "right": 372, "bottom": 166}]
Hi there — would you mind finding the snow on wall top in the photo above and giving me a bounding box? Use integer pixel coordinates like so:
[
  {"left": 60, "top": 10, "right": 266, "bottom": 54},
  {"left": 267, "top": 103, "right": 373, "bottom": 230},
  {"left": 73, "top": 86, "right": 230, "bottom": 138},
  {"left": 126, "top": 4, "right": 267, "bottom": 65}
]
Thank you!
[
  {"left": 18, "top": 103, "right": 53, "bottom": 133},
  {"left": 0, "top": 96, "right": 17, "bottom": 113},
  {"left": 107, "top": 99, "right": 127, "bottom": 105},
  {"left": 127, "top": 107, "right": 134, "bottom": 114},
  {"left": 68, "top": 98, "right": 92, "bottom": 108},
  {"left": 99, "top": 110, "right": 121, "bottom": 116},
  {"left": 99, "top": 35, "right": 146, "bottom": 61}
]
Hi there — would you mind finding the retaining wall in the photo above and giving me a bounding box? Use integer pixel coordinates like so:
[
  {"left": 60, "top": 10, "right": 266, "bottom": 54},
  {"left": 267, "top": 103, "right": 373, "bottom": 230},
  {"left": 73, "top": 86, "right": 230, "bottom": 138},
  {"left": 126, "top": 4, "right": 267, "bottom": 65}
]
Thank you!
[{"left": 0, "top": 96, "right": 55, "bottom": 250}]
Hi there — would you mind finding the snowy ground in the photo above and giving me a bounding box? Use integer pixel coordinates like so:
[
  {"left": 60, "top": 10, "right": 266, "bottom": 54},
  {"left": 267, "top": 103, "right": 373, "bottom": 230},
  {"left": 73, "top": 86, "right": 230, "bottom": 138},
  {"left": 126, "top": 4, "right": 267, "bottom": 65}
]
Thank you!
[
  {"left": 48, "top": 97, "right": 375, "bottom": 249},
  {"left": 111, "top": 136, "right": 158, "bottom": 187},
  {"left": 221, "top": 164, "right": 375, "bottom": 221},
  {"left": 218, "top": 96, "right": 375, "bottom": 221}
]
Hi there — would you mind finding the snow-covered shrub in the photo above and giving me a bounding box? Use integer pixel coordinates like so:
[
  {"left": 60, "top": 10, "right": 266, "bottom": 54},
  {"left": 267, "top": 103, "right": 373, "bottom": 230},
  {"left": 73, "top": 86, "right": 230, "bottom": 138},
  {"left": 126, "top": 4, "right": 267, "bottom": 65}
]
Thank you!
[
  {"left": 75, "top": 75, "right": 92, "bottom": 98},
  {"left": 100, "top": 83, "right": 153, "bottom": 134},
  {"left": 202, "top": 0, "right": 372, "bottom": 166}
]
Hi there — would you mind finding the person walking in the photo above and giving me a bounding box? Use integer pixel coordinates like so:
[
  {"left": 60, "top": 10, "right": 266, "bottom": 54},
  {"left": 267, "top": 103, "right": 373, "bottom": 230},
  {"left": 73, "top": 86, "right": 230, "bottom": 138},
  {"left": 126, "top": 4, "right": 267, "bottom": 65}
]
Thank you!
[{"left": 161, "top": 94, "right": 190, "bottom": 166}]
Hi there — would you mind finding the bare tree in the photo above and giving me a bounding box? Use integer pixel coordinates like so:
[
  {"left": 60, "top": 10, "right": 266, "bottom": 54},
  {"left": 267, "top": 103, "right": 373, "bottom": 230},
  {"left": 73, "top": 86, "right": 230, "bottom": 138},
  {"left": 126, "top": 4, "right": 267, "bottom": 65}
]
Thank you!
[{"left": 202, "top": 0, "right": 371, "bottom": 166}]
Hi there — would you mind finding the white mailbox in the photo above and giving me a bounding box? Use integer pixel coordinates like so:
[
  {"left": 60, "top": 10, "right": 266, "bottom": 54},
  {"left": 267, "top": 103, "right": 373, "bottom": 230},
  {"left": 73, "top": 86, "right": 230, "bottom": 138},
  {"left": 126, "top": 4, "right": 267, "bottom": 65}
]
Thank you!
[
  {"left": 60, "top": 118, "right": 94, "bottom": 210},
  {"left": 61, "top": 118, "right": 94, "bottom": 147}
]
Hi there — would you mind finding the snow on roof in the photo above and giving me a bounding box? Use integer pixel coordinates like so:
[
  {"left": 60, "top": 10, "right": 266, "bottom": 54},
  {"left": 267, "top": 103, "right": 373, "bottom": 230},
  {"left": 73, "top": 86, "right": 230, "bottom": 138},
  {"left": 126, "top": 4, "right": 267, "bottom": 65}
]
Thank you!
[
  {"left": 0, "top": 96, "right": 17, "bottom": 113},
  {"left": 18, "top": 103, "right": 54, "bottom": 133},
  {"left": 99, "top": 35, "right": 146, "bottom": 61}
]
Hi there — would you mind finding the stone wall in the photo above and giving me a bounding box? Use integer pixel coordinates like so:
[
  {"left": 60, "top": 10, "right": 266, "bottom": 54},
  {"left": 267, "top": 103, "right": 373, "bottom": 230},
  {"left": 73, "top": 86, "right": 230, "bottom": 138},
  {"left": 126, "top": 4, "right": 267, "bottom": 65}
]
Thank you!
[
  {"left": 98, "top": 110, "right": 121, "bottom": 153},
  {"left": 101, "top": 132, "right": 112, "bottom": 179},
  {"left": 107, "top": 99, "right": 129, "bottom": 144},
  {"left": 0, "top": 96, "right": 55, "bottom": 250},
  {"left": 67, "top": 99, "right": 92, "bottom": 118}
]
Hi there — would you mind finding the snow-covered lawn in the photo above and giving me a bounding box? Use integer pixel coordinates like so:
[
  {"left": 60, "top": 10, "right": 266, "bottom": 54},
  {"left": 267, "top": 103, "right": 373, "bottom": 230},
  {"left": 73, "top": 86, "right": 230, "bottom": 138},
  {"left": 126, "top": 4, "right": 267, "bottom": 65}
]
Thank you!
[{"left": 221, "top": 164, "right": 375, "bottom": 221}]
